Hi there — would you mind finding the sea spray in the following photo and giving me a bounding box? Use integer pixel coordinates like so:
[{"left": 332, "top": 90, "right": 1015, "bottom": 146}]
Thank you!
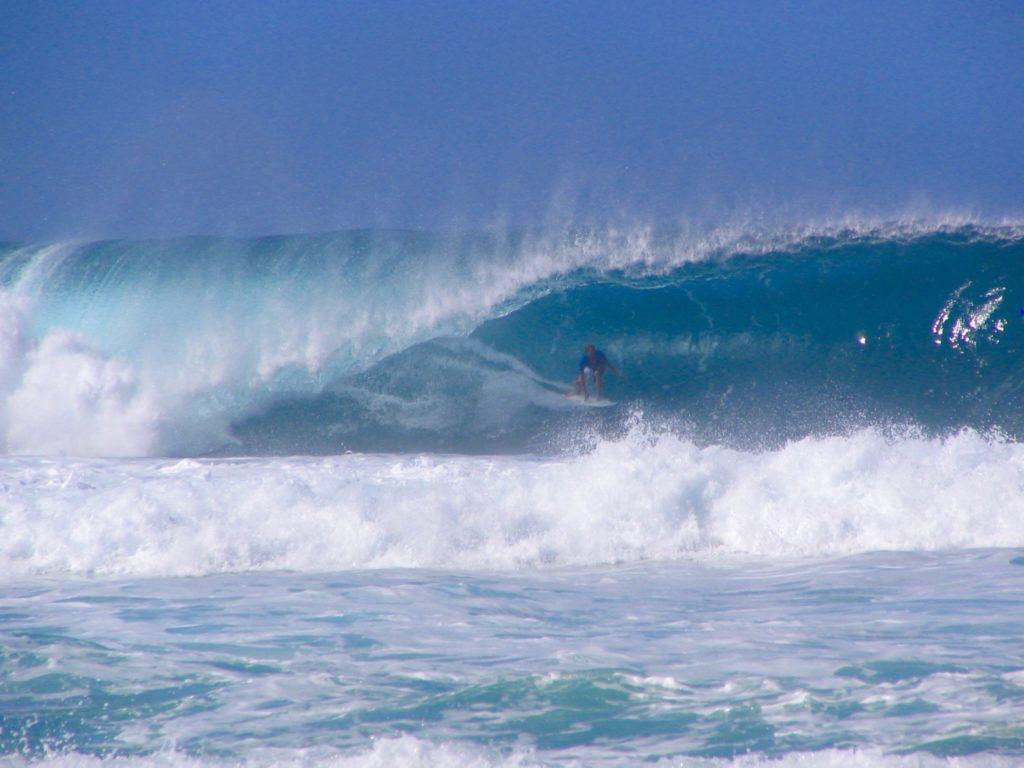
[{"left": 2, "top": 424, "right": 1022, "bottom": 580}]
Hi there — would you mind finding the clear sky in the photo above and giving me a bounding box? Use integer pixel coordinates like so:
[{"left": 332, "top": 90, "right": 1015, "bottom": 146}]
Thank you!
[{"left": 1, "top": 0, "right": 1022, "bottom": 241}]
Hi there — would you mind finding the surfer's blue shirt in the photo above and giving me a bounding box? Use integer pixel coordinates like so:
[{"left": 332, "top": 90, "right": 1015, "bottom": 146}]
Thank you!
[{"left": 579, "top": 350, "right": 610, "bottom": 373}]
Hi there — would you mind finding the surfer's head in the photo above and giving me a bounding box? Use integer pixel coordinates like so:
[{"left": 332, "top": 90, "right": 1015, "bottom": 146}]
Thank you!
[{"left": 583, "top": 343, "right": 596, "bottom": 355}]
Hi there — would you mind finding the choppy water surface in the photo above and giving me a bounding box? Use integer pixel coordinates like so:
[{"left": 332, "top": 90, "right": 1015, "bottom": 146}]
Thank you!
[{"left": 2, "top": 551, "right": 1023, "bottom": 766}]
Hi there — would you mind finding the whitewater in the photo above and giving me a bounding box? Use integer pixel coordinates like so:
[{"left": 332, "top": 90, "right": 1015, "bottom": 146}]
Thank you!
[{"left": 2, "top": 221, "right": 1024, "bottom": 766}]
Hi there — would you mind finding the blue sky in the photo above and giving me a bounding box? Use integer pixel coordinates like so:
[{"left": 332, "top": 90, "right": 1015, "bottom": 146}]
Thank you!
[{"left": 1, "top": 1, "right": 1022, "bottom": 241}]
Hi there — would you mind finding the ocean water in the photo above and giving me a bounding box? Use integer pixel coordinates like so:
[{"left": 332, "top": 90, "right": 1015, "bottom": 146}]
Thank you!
[{"left": 2, "top": 221, "right": 1024, "bottom": 767}]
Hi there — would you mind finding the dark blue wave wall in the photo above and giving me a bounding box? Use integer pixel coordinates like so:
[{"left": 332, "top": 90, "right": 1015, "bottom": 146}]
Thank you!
[
  {"left": 472, "top": 228, "right": 1024, "bottom": 445},
  {"left": 230, "top": 228, "right": 1024, "bottom": 454}
]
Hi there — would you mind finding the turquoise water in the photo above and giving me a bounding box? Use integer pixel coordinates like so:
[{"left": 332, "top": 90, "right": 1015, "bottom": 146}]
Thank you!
[
  {"left": 2, "top": 222, "right": 1024, "bottom": 766},
  {"left": 3, "top": 551, "right": 1024, "bottom": 765}
]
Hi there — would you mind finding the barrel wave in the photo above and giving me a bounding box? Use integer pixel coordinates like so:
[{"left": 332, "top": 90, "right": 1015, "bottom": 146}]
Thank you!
[
  {"left": 1, "top": 221, "right": 1022, "bottom": 457},
  {"left": 4, "top": 224, "right": 1024, "bottom": 767}
]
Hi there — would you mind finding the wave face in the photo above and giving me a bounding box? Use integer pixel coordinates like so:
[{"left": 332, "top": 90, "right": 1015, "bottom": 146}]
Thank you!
[{"left": 1, "top": 222, "right": 1023, "bottom": 457}]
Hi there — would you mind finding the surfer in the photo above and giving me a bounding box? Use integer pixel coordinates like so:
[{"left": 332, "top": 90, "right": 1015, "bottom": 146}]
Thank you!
[{"left": 573, "top": 343, "right": 621, "bottom": 401}]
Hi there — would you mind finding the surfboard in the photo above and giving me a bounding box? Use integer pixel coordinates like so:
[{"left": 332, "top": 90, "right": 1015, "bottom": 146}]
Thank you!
[{"left": 565, "top": 393, "right": 615, "bottom": 407}]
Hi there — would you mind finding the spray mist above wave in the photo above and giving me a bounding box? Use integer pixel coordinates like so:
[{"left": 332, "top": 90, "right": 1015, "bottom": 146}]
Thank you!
[{"left": 0, "top": 218, "right": 1022, "bottom": 456}]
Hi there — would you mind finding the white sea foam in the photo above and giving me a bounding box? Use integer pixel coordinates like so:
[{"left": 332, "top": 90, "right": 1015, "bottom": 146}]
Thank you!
[
  {"left": 0, "top": 740, "right": 1016, "bottom": 768},
  {"left": 5, "top": 330, "right": 158, "bottom": 456},
  {"left": 1, "top": 426, "right": 1022, "bottom": 580},
  {"left": 0, "top": 290, "right": 160, "bottom": 455}
]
